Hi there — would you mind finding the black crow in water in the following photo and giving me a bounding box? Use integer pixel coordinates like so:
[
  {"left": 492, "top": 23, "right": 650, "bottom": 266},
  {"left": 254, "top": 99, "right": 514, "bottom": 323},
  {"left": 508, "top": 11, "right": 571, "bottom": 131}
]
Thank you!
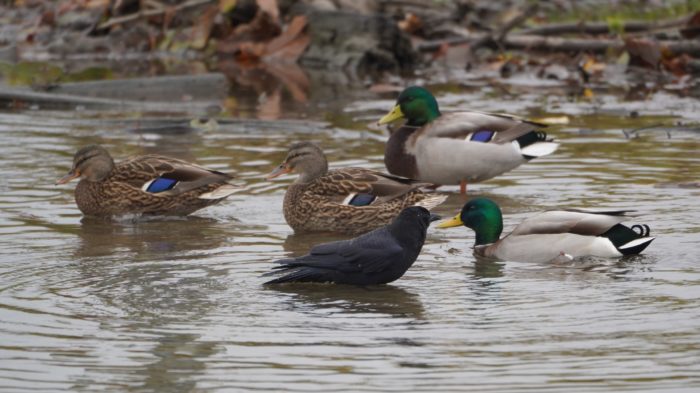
[{"left": 263, "top": 206, "right": 440, "bottom": 285}]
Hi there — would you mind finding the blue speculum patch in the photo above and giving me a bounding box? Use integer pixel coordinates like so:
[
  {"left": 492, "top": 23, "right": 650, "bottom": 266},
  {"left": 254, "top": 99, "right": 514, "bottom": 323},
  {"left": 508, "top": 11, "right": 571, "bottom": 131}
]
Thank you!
[
  {"left": 348, "top": 193, "right": 376, "bottom": 206},
  {"left": 470, "top": 130, "right": 495, "bottom": 143},
  {"left": 146, "top": 177, "right": 178, "bottom": 193}
]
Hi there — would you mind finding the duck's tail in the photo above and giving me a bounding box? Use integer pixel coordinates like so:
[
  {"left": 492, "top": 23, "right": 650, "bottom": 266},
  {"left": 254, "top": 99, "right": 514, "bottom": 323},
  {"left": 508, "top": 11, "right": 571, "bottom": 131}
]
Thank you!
[
  {"left": 198, "top": 182, "right": 242, "bottom": 200},
  {"left": 519, "top": 131, "right": 560, "bottom": 159},
  {"left": 602, "top": 223, "right": 655, "bottom": 255},
  {"left": 413, "top": 194, "right": 447, "bottom": 210}
]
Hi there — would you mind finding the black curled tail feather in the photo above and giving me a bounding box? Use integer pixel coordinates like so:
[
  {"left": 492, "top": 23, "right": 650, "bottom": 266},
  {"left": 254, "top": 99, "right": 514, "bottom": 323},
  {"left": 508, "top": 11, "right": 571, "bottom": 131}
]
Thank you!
[
  {"left": 601, "top": 223, "right": 654, "bottom": 255},
  {"left": 631, "top": 224, "right": 651, "bottom": 237},
  {"left": 516, "top": 130, "right": 550, "bottom": 148}
]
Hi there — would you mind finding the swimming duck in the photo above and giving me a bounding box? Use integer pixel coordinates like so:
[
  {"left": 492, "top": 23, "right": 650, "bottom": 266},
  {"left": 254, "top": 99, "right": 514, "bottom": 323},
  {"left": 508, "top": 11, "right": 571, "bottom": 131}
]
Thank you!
[
  {"left": 264, "top": 206, "right": 440, "bottom": 285},
  {"left": 378, "top": 86, "right": 560, "bottom": 194},
  {"left": 437, "top": 198, "right": 655, "bottom": 262},
  {"left": 266, "top": 141, "right": 446, "bottom": 235},
  {"left": 56, "top": 145, "right": 239, "bottom": 217}
]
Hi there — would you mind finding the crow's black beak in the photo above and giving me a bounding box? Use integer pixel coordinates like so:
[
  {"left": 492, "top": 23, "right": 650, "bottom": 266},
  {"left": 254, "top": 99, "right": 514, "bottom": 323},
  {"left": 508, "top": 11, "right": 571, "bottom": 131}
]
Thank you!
[{"left": 429, "top": 213, "right": 442, "bottom": 223}]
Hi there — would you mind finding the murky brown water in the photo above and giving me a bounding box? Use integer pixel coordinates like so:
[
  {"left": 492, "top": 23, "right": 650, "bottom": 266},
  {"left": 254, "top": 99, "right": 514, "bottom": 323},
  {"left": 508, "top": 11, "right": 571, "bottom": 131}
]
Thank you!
[{"left": 1, "top": 73, "right": 699, "bottom": 392}]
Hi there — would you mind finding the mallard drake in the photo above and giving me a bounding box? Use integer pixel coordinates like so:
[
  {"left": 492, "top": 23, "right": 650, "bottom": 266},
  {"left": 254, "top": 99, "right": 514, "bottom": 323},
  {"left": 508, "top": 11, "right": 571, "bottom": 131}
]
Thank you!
[
  {"left": 378, "top": 86, "right": 560, "bottom": 194},
  {"left": 264, "top": 206, "right": 440, "bottom": 285},
  {"left": 266, "top": 141, "right": 446, "bottom": 235},
  {"left": 437, "top": 198, "right": 655, "bottom": 262},
  {"left": 56, "top": 145, "right": 239, "bottom": 217}
]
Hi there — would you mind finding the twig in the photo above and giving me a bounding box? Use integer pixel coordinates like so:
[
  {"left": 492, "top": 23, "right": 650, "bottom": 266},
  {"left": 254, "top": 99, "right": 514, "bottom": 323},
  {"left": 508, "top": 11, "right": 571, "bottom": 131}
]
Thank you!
[
  {"left": 419, "top": 13, "right": 693, "bottom": 53},
  {"left": 96, "top": 0, "right": 214, "bottom": 31},
  {"left": 502, "top": 35, "right": 700, "bottom": 56},
  {"left": 467, "top": 4, "right": 539, "bottom": 54},
  {"left": 519, "top": 15, "right": 690, "bottom": 36},
  {"left": 496, "top": 4, "right": 539, "bottom": 43},
  {"left": 420, "top": 34, "right": 700, "bottom": 57}
]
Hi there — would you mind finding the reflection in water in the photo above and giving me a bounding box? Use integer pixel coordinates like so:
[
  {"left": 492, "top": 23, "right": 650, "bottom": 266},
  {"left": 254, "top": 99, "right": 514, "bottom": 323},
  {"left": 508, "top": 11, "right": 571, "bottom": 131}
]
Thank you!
[
  {"left": 74, "top": 216, "right": 230, "bottom": 258},
  {"left": 472, "top": 256, "right": 505, "bottom": 279},
  {"left": 267, "top": 284, "right": 425, "bottom": 320},
  {"left": 68, "top": 228, "right": 227, "bottom": 390},
  {"left": 140, "top": 333, "right": 218, "bottom": 393}
]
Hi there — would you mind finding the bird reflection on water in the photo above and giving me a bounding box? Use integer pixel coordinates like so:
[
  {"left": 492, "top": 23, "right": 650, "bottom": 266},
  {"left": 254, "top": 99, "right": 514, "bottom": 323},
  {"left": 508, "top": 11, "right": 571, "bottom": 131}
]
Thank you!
[{"left": 267, "top": 284, "right": 426, "bottom": 320}]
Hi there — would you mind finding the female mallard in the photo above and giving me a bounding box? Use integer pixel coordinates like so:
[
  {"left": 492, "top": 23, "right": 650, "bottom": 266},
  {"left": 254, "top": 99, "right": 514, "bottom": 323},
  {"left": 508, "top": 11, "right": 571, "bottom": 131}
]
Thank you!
[
  {"left": 437, "top": 198, "right": 655, "bottom": 262},
  {"left": 266, "top": 141, "right": 446, "bottom": 235},
  {"left": 378, "top": 86, "right": 560, "bottom": 194},
  {"left": 56, "top": 145, "right": 239, "bottom": 217}
]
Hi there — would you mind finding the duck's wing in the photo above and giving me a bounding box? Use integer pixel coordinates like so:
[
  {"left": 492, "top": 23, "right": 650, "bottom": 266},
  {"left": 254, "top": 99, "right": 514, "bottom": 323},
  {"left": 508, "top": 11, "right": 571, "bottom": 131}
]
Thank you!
[
  {"left": 419, "top": 111, "right": 546, "bottom": 144},
  {"left": 114, "top": 155, "right": 234, "bottom": 196},
  {"left": 510, "top": 210, "right": 632, "bottom": 236},
  {"left": 313, "top": 168, "right": 432, "bottom": 206}
]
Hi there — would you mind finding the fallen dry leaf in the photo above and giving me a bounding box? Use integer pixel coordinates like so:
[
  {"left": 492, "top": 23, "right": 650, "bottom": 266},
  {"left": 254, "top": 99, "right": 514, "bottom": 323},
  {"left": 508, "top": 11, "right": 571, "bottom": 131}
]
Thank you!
[
  {"left": 398, "top": 13, "right": 422, "bottom": 35},
  {"left": 219, "top": 0, "right": 237, "bottom": 13},
  {"left": 256, "top": 0, "right": 279, "bottom": 25},
  {"left": 681, "top": 11, "right": 700, "bottom": 39},
  {"left": 262, "top": 15, "right": 309, "bottom": 62},
  {"left": 189, "top": 5, "right": 219, "bottom": 49},
  {"left": 624, "top": 37, "right": 661, "bottom": 69}
]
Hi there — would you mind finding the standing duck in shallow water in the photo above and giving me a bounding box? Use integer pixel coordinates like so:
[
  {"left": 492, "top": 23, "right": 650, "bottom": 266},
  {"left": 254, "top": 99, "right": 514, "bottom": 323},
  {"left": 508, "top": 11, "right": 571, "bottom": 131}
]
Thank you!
[
  {"left": 437, "top": 198, "right": 655, "bottom": 263},
  {"left": 56, "top": 145, "right": 239, "bottom": 217},
  {"left": 266, "top": 141, "right": 446, "bottom": 235},
  {"left": 378, "top": 86, "right": 559, "bottom": 194}
]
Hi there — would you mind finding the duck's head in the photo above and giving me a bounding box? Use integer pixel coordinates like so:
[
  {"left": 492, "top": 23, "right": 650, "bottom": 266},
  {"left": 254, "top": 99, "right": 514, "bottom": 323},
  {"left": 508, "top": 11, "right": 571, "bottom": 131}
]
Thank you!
[
  {"left": 437, "top": 198, "right": 503, "bottom": 245},
  {"left": 56, "top": 145, "right": 115, "bottom": 184},
  {"left": 378, "top": 86, "right": 441, "bottom": 127},
  {"left": 266, "top": 141, "right": 329, "bottom": 183}
]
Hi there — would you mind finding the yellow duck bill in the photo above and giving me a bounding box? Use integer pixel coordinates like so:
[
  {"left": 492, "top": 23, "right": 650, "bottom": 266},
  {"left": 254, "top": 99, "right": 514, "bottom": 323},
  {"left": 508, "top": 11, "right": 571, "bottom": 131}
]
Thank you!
[
  {"left": 378, "top": 105, "right": 405, "bottom": 125},
  {"left": 436, "top": 213, "right": 464, "bottom": 228}
]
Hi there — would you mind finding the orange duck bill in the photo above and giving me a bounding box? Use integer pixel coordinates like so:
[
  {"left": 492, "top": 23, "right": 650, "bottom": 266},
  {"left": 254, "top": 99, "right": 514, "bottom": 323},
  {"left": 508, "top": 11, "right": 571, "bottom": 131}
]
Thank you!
[
  {"left": 265, "top": 163, "right": 292, "bottom": 180},
  {"left": 56, "top": 170, "right": 80, "bottom": 185}
]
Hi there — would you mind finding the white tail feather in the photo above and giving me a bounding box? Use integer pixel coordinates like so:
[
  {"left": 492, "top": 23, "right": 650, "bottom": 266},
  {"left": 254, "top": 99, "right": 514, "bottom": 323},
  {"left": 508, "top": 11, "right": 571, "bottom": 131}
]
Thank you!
[
  {"left": 413, "top": 194, "right": 447, "bottom": 210},
  {"left": 619, "top": 237, "right": 655, "bottom": 250},
  {"left": 520, "top": 141, "right": 560, "bottom": 158},
  {"left": 198, "top": 184, "right": 241, "bottom": 200}
]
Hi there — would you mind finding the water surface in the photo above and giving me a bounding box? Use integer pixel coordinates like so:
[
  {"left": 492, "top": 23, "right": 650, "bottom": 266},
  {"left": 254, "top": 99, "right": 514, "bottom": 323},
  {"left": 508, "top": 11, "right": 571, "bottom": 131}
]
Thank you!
[{"left": 1, "top": 75, "right": 699, "bottom": 392}]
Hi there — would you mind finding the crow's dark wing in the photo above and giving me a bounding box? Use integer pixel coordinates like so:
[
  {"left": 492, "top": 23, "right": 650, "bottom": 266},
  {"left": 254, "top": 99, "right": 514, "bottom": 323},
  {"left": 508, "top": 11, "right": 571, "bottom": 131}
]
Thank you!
[{"left": 270, "top": 228, "right": 404, "bottom": 275}]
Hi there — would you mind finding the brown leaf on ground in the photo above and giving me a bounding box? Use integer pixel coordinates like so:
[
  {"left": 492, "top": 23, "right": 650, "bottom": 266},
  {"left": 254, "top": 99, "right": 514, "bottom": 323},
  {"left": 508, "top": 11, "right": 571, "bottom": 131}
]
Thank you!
[
  {"left": 219, "top": 0, "right": 237, "bottom": 13},
  {"left": 262, "top": 15, "right": 309, "bottom": 62},
  {"left": 231, "top": 7, "right": 281, "bottom": 43},
  {"left": 624, "top": 37, "right": 661, "bottom": 69},
  {"left": 218, "top": 15, "right": 309, "bottom": 65},
  {"left": 189, "top": 5, "right": 219, "bottom": 49},
  {"left": 233, "top": 41, "right": 267, "bottom": 64},
  {"left": 256, "top": 0, "right": 279, "bottom": 25},
  {"left": 398, "top": 13, "right": 422, "bottom": 35},
  {"left": 681, "top": 11, "right": 700, "bottom": 39},
  {"left": 662, "top": 53, "right": 691, "bottom": 77}
]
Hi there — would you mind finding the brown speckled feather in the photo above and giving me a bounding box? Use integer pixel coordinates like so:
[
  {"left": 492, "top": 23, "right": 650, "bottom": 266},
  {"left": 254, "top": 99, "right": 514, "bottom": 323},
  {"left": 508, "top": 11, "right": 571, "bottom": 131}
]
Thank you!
[
  {"left": 74, "top": 154, "right": 236, "bottom": 217},
  {"left": 283, "top": 167, "right": 445, "bottom": 235}
]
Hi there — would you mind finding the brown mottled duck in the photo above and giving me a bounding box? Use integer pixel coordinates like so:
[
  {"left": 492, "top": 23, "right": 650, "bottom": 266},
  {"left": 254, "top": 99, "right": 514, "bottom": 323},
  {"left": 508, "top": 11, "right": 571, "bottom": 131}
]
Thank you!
[
  {"left": 56, "top": 145, "right": 239, "bottom": 217},
  {"left": 266, "top": 141, "right": 446, "bottom": 235}
]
